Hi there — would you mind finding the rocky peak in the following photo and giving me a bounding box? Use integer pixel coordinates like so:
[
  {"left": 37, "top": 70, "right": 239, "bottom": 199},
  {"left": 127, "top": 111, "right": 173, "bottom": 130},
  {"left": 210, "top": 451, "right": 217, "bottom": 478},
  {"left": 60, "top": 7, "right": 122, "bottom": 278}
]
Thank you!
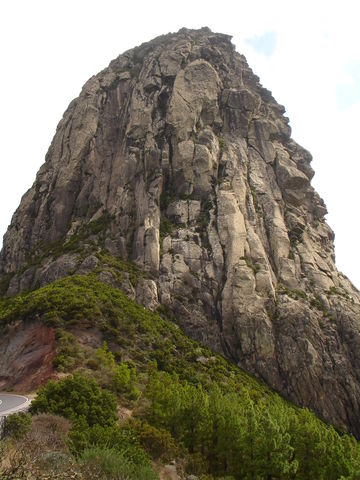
[{"left": 2, "top": 28, "right": 360, "bottom": 436}]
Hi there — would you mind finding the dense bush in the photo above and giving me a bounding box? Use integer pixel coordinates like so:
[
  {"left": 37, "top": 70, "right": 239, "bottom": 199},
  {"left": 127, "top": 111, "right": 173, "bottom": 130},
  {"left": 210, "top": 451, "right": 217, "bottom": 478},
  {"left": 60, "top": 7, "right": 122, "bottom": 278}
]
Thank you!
[
  {"left": 80, "top": 446, "right": 158, "bottom": 480},
  {"left": 69, "top": 423, "right": 152, "bottom": 462},
  {"left": 68, "top": 422, "right": 159, "bottom": 478},
  {"left": 29, "top": 373, "right": 117, "bottom": 427},
  {"left": 3, "top": 412, "right": 31, "bottom": 439},
  {"left": 113, "top": 363, "right": 140, "bottom": 400},
  {"left": 53, "top": 329, "right": 83, "bottom": 371},
  {"left": 131, "top": 419, "right": 179, "bottom": 461}
]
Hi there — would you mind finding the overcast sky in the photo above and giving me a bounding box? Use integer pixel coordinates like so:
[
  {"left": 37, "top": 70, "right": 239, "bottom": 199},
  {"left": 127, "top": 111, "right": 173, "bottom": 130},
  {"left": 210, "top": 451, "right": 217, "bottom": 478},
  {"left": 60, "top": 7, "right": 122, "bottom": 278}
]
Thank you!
[{"left": 1, "top": 0, "right": 360, "bottom": 288}]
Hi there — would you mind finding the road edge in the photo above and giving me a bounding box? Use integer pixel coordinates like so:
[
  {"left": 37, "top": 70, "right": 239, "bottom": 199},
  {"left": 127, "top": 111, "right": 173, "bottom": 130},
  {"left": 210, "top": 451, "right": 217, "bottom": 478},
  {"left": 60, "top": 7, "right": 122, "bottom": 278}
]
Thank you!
[{"left": 0, "top": 394, "right": 31, "bottom": 417}]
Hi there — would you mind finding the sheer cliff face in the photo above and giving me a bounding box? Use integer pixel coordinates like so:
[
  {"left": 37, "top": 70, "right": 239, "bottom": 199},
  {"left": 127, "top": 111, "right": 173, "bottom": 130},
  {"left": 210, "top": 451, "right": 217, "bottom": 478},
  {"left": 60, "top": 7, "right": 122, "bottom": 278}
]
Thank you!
[{"left": 2, "top": 27, "right": 360, "bottom": 435}]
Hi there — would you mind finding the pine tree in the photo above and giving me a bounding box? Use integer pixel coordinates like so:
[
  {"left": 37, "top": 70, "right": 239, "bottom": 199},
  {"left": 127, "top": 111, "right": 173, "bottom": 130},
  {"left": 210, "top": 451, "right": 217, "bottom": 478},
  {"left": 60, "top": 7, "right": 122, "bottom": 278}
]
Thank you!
[
  {"left": 290, "top": 408, "right": 329, "bottom": 479},
  {"left": 255, "top": 405, "right": 297, "bottom": 479}
]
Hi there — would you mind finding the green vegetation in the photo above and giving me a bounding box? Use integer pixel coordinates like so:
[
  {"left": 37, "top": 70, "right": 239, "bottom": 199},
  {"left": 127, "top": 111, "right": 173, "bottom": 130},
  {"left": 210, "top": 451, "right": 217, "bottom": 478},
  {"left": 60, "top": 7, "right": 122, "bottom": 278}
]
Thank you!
[
  {"left": 250, "top": 187, "right": 262, "bottom": 215},
  {"left": 277, "top": 284, "right": 335, "bottom": 324},
  {"left": 243, "top": 256, "right": 261, "bottom": 274},
  {"left": 327, "top": 285, "right": 352, "bottom": 302},
  {"left": 131, "top": 419, "right": 179, "bottom": 462},
  {"left": 195, "top": 198, "right": 213, "bottom": 252},
  {"left": 277, "top": 283, "right": 308, "bottom": 301},
  {"left": 145, "top": 371, "right": 360, "bottom": 479},
  {"left": 30, "top": 373, "right": 117, "bottom": 427},
  {"left": 27, "top": 210, "right": 114, "bottom": 264},
  {"left": 96, "top": 250, "right": 144, "bottom": 287},
  {"left": 2, "top": 412, "right": 31, "bottom": 440},
  {"left": 53, "top": 329, "right": 83, "bottom": 371},
  {"left": 196, "top": 198, "right": 213, "bottom": 231},
  {"left": 0, "top": 272, "right": 14, "bottom": 296},
  {"left": 1, "top": 273, "right": 360, "bottom": 478},
  {"left": 159, "top": 214, "right": 175, "bottom": 239},
  {"left": 113, "top": 362, "right": 140, "bottom": 400},
  {"left": 80, "top": 446, "right": 158, "bottom": 480},
  {"left": 218, "top": 137, "right": 226, "bottom": 158},
  {"left": 2, "top": 391, "right": 157, "bottom": 479}
]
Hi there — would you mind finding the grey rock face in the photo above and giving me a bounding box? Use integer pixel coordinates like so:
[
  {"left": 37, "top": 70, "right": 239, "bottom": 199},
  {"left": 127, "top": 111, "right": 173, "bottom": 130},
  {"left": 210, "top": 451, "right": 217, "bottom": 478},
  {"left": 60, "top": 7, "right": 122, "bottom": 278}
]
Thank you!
[{"left": 2, "top": 27, "right": 360, "bottom": 436}]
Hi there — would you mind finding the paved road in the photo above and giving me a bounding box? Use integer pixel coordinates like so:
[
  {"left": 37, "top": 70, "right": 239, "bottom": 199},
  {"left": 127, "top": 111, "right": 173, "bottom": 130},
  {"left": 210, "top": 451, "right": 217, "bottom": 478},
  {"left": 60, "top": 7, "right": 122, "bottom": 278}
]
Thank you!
[{"left": 0, "top": 394, "right": 30, "bottom": 416}]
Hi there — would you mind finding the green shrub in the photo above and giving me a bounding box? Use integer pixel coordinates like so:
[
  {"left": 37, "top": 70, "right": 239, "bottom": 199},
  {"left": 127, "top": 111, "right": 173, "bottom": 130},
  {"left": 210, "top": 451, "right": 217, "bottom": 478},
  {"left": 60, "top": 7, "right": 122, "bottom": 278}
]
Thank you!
[
  {"left": 96, "top": 341, "right": 116, "bottom": 370},
  {"left": 218, "top": 137, "right": 226, "bottom": 157},
  {"left": 80, "top": 446, "right": 158, "bottom": 480},
  {"left": 113, "top": 362, "right": 140, "bottom": 400},
  {"left": 132, "top": 419, "right": 179, "bottom": 461},
  {"left": 53, "top": 329, "right": 83, "bottom": 372},
  {"left": 30, "top": 373, "right": 117, "bottom": 427},
  {"left": 69, "top": 422, "right": 155, "bottom": 468},
  {"left": 3, "top": 412, "right": 31, "bottom": 439}
]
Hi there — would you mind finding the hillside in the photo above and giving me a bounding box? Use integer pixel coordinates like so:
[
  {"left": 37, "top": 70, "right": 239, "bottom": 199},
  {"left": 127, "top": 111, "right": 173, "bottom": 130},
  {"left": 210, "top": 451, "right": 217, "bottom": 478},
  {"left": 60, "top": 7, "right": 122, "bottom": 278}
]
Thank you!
[{"left": 1, "top": 266, "right": 360, "bottom": 479}]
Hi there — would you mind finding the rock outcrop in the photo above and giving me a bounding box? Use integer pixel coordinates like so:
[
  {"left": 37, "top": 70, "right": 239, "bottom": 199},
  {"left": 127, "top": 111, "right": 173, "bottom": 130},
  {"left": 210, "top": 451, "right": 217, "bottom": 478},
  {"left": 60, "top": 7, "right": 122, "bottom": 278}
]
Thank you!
[
  {"left": 0, "top": 320, "right": 56, "bottom": 391},
  {"left": 2, "top": 27, "right": 360, "bottom": 436}
]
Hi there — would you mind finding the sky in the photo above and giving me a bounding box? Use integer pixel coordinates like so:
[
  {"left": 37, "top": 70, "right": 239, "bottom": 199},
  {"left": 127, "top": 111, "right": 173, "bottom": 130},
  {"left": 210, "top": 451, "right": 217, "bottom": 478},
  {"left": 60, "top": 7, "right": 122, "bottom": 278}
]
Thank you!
[{"left": 1, "top": 0, "right": 360, "bottom": 288}]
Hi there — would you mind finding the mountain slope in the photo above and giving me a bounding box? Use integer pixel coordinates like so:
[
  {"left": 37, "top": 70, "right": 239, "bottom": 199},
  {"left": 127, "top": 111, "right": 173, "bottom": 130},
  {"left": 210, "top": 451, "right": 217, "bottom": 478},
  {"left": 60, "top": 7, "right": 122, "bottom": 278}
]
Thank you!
[
  {"left": 1, "top": 272, "right": 360, "bottom": 479},
  {"left": 1, "top": 27, "right": 360, "bottom": 436}
]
